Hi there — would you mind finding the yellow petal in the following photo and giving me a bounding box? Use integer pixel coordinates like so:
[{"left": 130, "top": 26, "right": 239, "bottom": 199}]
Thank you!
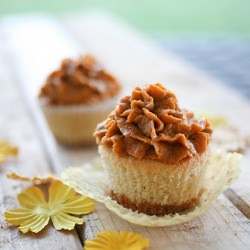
[
  {"left": 84, "top": 231, "right": 150, "bottom": 250},
  {"left": 195, "top": 112, "right": 228, "bottom": 128},
  {"left": 5, "top": 180, "right": 94, "bottom": 233},
  {"left": 48, "top": 180, "right": 94, "bottom": 215},
  {"left": 5, "top": 208, "right": 34, "bottom": 225},
  {"left": 18, "top": 214, "right": 50, "bottom": 233},
  {"left": 61, "top": 196, "right": 94, "bottom": 215},
  {"left": 85, "top": 231, "right": 120, "bottom": 250},
  {"left": 4, "top": 208, "right": 49, "bottom": 233},
  {"left": 0, "top": 141, "right": 18, "bottom": 163},
  {"left": 120, "top": 231, "right": 150, "bottom": 249},
  {"left": 7, "top": 172, "right": 57, "bottom": 185},
  {"left": 5, "top": 187, "right": 49, "bottom": 233},
  {"left": 18, "top": 186, "right": 47, "bottom": 208},
  {"left": 51, "top": 212, "right": 84, "bottom": 230},
  {"left": 48, "top": 180, "right": 76, "bottom": 205}
]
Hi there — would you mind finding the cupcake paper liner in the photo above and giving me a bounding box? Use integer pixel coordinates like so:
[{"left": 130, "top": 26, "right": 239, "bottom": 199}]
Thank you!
[
  {"left": 98, "top": 145, "right": 208, "bottom": 213},
  {"left": 39, "top": 98, "right": 117, "bottom": 146},
  {"left": 61, "top": 149, "right": 241, "bottom": 227}
]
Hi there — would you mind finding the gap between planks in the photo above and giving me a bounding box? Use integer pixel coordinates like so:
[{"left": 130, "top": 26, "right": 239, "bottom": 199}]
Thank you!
[{"left": 225, "top": 189, "right": 250, "bottom": 220}]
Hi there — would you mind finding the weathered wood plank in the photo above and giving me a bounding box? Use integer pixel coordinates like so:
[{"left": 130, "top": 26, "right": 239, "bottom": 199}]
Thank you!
[
  {"left": 1, "top": 15, "right": 97, "bottom": 168},
  {"left": 1, "top": 13, "right": 250, "bottom": 250},
  {"left": 227, "top": 151, "right": 250, "bottom": 211},
  {"left": 0, "top": 25, "right": 82, "bottom": 250},
  {"left": 82, "top": 196, "right": 250, "bottom": 250}
]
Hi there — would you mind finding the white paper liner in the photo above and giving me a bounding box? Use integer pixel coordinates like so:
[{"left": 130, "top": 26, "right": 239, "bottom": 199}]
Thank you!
[
  {"left": 39, "top": 98, "right": 118, "bottom": 146},
  {"left": 62, "top": 149, "right": 241, "bottom": 227}
]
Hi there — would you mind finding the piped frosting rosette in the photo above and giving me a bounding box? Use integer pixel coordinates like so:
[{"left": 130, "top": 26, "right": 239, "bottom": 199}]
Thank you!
[{"left": 95, "top": 83, "right": 212, "bottom": 164}]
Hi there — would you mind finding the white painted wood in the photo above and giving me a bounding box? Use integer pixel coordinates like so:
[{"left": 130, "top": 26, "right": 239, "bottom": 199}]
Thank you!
[{"left": 0, "top": 13, "right": 249, "bottom": 249}]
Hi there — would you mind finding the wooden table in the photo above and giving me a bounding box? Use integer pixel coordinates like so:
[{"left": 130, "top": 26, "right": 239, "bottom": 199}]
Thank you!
[{"left": 0, "top": 12, "right": 249, "bottom": 250}]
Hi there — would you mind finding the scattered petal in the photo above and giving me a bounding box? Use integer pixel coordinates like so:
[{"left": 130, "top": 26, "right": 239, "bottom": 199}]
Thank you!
[
  {"left": 0, "top": 141, "right": 18, "bottom": 164},
  {"left": 7, "top": 172, "right": 57, "bottom": 185},
  {"left": 84, "top": 231, "right": 150, "bottom": 250},
  {"left": 51, "top": 212, "right": 84, "bottom": 231},
  {"left": 195, "top": 113, "right": 249, "bottom": 153},
  {"left": 48, "top": 181, "right": 95, "bottom": 230},
  {"left": 18, "top": 186, "right": 47, "bottom": 208},
  {"left": 195, "top": 112, "right": 228, "bottom": 128},
  {"left": 4, "top": 180, "right": 94, "bottom": 233}
]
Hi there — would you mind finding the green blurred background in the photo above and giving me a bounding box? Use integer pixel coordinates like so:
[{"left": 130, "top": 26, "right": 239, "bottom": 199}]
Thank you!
[
  {"left": 1, "top": 0, "right": 250, "bottom": 37},
  {"left": 1, "top": 0, "right": 250, "bottom": 98}
]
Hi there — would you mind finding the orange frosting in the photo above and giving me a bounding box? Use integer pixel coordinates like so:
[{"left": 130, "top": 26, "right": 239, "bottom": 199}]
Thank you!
[
  {"left": 95, "top": 83, "right": 212, "bottom": 164},
  {"left": 39, "top": 55, "right": 120, "bottom": 105}
]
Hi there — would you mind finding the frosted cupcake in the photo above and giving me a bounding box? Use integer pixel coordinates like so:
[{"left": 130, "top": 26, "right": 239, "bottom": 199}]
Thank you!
[
  {"left": 94, "top": 83, "right": 212, "bottom": 215},
  {"left": 39, "top": 55, "right": 121, "bottom": 146}
]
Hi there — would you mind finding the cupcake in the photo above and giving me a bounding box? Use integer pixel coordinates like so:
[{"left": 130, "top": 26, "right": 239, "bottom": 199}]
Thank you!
[
  {"left": 39, "top": 55, "right": 121, "bottom": 146},
  {"left": 94, "top": 83, "right": 212, "bottom": 216}
]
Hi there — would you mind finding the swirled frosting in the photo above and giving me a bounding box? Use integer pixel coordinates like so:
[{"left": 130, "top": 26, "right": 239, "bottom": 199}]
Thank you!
[
  {"left": 95, "top": 83, "right": 212, "bottom": 164},
  {"left": 39, "top": 55, "right": 120, "bottom": 105}
]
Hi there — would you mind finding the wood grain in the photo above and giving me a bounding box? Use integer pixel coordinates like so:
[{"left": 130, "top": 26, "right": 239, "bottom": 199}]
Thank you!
[
  {"left": 0, "top": 26, "right": 82, "bottom": 250},
  {"left": 0, "top": 13, "right": 249, "bottom": 250},
  {"left": 82, "top": 197, "right": 250, "bottom": 250},
  {"left": 226, "top": 151, "right": 250, "bottom": 215}
]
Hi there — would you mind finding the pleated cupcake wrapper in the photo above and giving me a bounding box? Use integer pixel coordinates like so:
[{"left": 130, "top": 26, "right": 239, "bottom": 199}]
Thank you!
[
  {"left": 61, "top": 149, "right": 241, "bottom": 227},
  {"left": 99, "top": 145, "right": 208, "bottom": 208},
  {"left": 39, "top": 99, "right": 117, "bottom": 146}
]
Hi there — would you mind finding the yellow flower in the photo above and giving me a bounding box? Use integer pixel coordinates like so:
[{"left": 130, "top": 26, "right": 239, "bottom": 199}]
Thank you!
[
  {"left": 4, "top": 180, "right": 94, "bottom": 233},
  {"left": 0, "top": 141, "right": 18, "bottom": 164},
  {"left": 84, "top": 231, "right": 150, "bottom": 250}
]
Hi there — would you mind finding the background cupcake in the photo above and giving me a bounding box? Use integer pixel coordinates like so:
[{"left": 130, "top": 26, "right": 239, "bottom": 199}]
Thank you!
[
  {"left": 94, "top": 83, "right": 212, "bottom": 215},
  {"left": 39, "top": 55, "right": 121, "bottom": 146}
]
